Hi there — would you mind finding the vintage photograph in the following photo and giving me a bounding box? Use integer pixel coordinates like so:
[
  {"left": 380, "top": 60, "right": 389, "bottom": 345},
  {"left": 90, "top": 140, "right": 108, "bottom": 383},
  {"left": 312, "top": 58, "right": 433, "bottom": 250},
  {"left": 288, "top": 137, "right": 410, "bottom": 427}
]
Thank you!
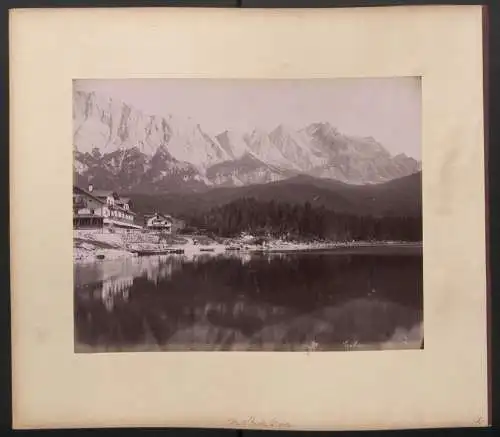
[{"left": 73, "top": 78, "right": 423, "bottom": 352}]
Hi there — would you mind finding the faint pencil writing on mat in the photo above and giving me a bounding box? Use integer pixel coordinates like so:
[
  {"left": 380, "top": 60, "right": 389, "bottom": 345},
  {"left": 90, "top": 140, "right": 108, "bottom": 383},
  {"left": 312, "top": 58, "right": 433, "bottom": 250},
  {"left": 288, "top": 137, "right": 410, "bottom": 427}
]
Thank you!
[{"left": 228, "top": 417, "right": 291, "bottom": 428}]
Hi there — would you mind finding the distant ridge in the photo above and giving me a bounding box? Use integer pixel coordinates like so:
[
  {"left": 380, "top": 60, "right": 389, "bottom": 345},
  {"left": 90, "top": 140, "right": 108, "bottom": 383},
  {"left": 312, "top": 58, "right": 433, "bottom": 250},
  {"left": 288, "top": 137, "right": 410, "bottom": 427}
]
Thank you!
[{"left": 126, "top": 171, "right": 422, "bottom": 219}]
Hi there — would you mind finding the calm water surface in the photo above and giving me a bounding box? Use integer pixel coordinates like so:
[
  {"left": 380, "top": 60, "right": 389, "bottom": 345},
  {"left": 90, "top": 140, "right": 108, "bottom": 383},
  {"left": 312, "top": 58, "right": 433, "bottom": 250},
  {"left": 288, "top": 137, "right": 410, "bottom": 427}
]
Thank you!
[{"left": 74, "top": 247, "right": 423, "bottom": 352}]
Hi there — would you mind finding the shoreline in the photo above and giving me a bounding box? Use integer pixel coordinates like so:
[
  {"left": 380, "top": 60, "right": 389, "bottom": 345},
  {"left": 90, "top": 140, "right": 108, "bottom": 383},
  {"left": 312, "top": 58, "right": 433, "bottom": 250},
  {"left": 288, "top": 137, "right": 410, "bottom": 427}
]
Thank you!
[
  {"left": 73, "top": 230, "right": 422, "bottom": 264},
  {"left": 253, "top": 241, "right": 421, "bottom": 253}
]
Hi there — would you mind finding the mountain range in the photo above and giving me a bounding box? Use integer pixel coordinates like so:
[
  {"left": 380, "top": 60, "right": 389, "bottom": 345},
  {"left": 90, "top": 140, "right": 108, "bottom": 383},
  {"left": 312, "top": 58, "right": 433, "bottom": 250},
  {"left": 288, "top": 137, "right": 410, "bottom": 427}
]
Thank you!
[
  {"left": 73, "top": 90, "right": 421, "bottom": 193},
  {"left": 128, "top": 172, "right": 422, "bottom": 220}
]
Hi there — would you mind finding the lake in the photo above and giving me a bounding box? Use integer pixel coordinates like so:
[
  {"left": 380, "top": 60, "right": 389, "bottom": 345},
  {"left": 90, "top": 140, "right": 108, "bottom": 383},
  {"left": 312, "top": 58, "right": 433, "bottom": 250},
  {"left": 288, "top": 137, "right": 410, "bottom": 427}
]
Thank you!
[{"left": 74, "top": 246, "right": 423, "bottom": 352}]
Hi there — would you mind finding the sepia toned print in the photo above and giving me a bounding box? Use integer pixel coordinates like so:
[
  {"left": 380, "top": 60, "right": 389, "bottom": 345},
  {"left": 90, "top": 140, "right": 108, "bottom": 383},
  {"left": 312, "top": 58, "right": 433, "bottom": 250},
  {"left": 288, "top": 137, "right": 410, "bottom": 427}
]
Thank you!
[
  {"left": 12, "top": 6, "right": 487, "bottom": 430},
  {"left": 73, "top": 78, "right": 423, "bottom": 352}
]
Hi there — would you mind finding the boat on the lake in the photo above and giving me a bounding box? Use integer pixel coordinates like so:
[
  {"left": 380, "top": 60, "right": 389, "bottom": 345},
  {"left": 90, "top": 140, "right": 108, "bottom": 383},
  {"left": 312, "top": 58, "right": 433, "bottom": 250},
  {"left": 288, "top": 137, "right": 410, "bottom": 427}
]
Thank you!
[
  {"left": 134, "top": 248, "right": 184, "bottom": 256},
  {"left": 134, "top": 249, "right": 171, "bottom": 256},
  {"left": 169, "top": 249, "right": 185, "bottom": 254}
]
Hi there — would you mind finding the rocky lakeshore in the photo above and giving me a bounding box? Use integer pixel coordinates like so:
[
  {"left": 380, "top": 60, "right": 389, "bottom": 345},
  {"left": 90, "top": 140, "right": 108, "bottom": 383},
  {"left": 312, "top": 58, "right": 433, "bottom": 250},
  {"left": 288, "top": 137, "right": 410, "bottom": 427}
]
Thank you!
[{"left": 74, "top": 229, "right": 422, "bottom": 263}]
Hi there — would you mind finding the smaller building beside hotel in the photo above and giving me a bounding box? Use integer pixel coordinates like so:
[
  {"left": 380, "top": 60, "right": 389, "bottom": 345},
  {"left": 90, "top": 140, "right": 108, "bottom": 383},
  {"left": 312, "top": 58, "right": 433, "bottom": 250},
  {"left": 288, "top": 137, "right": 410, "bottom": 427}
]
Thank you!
[
  {"left": 144, "top": 213, "right": 173, "bottom": 233},
  {"left": 144, "top": 213, "right": 186, "bottom": 234}
]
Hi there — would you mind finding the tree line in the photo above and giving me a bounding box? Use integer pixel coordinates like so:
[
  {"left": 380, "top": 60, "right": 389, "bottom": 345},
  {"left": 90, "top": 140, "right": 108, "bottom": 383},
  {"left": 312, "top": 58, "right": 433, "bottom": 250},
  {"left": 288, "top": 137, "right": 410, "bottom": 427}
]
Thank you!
[{"left": 184, "top": 197, "right": 422, "bottom": 242}]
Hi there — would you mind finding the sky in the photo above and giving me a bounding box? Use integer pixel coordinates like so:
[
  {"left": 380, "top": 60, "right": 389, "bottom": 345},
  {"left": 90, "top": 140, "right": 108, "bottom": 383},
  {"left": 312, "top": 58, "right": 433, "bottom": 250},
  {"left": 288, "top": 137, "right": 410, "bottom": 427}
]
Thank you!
[{"left": 74, "top": 77, "right": 421, "bottom": 160}]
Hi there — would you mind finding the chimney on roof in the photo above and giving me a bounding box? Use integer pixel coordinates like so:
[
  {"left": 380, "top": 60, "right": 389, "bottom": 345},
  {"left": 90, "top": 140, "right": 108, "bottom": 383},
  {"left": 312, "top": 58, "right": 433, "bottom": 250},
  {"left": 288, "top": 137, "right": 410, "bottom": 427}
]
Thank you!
[{"left": 88, "top": 184, "right": 94, "bottom": 193}]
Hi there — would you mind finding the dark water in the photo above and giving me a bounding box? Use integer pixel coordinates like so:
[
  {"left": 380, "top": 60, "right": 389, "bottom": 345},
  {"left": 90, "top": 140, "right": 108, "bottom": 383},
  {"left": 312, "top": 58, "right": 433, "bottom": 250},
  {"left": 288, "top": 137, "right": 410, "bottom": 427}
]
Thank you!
[{"left": 74, "top": 247, "right": 423, "bottom": 352}]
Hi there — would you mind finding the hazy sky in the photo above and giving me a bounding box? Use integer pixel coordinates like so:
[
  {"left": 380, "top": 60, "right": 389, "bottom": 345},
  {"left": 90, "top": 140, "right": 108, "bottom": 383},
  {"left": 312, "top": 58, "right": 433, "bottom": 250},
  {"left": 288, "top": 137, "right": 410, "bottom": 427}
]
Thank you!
[{"left": 75, "top": 77, "right": 421, "bottom": 160}]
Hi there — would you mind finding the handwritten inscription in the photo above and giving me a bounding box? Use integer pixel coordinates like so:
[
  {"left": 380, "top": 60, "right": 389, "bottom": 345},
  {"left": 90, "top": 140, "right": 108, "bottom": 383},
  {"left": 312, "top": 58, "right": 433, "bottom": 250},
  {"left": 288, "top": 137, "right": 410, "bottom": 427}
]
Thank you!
[
  {"left": 342, "top": 340, "right": 359, "bottom": 350},
  {"left": 306, "top": 340, "right": 319, "bottom": 353},
  {"left": 228, "top": 417, "right": 291, "bottom": 429}
]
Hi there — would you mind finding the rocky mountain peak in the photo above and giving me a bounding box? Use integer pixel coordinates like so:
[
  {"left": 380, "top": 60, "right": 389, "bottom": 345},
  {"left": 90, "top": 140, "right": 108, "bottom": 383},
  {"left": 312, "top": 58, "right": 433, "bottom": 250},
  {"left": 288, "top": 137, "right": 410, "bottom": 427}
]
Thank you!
[{"left": 73, "top": 90, "right": 421, "bottom": 192}]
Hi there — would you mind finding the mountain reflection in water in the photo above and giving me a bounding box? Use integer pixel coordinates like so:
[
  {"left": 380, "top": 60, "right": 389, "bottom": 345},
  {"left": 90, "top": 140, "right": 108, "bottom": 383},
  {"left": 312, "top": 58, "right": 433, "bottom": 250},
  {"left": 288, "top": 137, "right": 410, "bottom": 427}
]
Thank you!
[{"left": 74, "top": 250, "right": 423, "bottom": 352}]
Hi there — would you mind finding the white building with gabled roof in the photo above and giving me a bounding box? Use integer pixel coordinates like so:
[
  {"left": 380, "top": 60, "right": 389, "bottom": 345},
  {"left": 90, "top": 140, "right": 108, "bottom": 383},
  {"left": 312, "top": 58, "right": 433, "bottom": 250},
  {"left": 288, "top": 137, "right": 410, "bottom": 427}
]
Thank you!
[{"left": 73, "top": 184, "right": 142, "bottom": 230}]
